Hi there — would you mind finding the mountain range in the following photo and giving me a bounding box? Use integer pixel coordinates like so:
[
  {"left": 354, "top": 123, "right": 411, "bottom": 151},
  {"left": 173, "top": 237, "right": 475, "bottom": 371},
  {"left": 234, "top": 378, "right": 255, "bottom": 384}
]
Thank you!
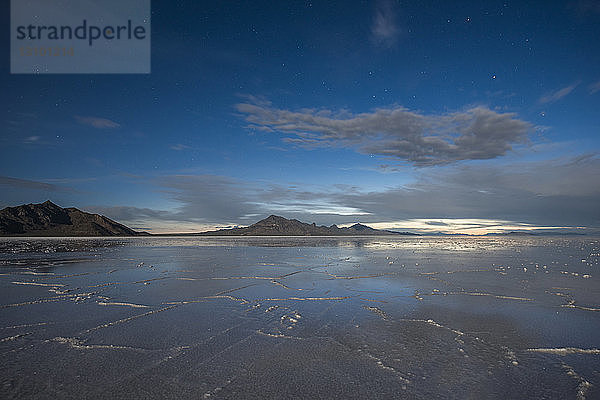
[
  {"left": 197, "top": 214, "right": 417, "bottom": 236},
  {"left": 0, "top": 201, "right": 416, "bottom": 237}
]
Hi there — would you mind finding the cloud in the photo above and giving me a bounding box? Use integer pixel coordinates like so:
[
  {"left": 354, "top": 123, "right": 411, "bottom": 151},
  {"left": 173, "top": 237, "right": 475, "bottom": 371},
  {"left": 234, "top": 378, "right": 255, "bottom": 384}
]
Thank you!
[
  {"left": 0, "top": 176, "right": 64, "bottom": 191},
  {"left": 424, "top": 220, "right": 449, "bottom": 226},
  {"left": 236, "top": 100, "right": 531, "bottom": 166},
  {"left": 335, "top": 155, "right": 600, "bottom": 227},
  {"left": 85, "top": 205, "right": 220, "bottom": 234},
  {"left": 539, "top": 83, "right": 579, "bottom": 104},
  {"left": 589, "top": 80, "right": 600, "bottom": 94},
  {"left": 170, "top": 144, "right": 191, "bottom": 151},
  {"left": 371, "top": 0, "right": 400, "bottom": 48},
  {"left": 571, "top": 0, "right": 600, "bottom": 14},
  {"left": 366, "top": 218, "right": 552, "bottom": 234},
  {"left": 86, "top": 174, "right": 371, "bottom": 230},
  {"left": 75, "top": 116, "right": 121, "bottom": 129},
  {"left": 0, "top": 177, "right": 78, "bottom": 208},
  {"left": 86, "top": 206, "right": 175, "bottom": 222},
  {"left": 89, "top": 175, "right": 261, "bottom": 226},
  {"left": 156, "top": 174, "right": 262, "bottom": 223},
  {"left": 102, "top": 154, "right": 599, "bottom": 232}
]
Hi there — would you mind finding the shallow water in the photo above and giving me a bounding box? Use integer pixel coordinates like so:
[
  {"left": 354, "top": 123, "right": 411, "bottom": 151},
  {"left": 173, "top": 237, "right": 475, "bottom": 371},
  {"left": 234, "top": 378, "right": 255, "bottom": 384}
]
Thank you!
[{"left": 1, "top": 236, "right": 599, "bottom": 399}]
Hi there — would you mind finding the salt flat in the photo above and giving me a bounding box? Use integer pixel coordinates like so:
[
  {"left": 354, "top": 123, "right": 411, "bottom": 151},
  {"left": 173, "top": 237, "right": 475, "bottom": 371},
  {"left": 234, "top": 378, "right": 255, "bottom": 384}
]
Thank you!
[{"left": 1, "top": 236, "right": 599, "bottom": 399}]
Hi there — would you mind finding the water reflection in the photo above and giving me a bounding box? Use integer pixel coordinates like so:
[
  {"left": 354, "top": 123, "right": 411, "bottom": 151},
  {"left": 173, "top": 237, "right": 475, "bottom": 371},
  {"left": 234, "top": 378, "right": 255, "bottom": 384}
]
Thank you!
[{"left": 0, "top": 235, "right": 599, "bottom": 399}]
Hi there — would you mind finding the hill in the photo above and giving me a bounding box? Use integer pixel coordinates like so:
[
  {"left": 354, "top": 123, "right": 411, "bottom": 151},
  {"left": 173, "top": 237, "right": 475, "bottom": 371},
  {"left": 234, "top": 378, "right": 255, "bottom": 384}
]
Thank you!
[
  {"left": 0, "top": 201, "right": 146, "bottom": 237},
  {"left": 198, "top": 215, "right": 417, "bottom": 236}
]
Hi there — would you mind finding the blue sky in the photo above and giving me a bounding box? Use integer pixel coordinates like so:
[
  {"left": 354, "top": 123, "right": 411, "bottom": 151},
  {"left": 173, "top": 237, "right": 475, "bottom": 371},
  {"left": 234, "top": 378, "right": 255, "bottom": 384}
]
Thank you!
[{"left": 1, "top": 0, "right": 599, "bottom": 234}]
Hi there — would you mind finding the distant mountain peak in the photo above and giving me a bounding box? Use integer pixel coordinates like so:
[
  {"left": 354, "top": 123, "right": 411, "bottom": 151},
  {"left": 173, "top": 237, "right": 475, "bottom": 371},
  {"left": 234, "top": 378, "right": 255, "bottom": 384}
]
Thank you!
[
  {"left": 349, "top": 223, "right": 372, "bottom": 230},
  {"left": 263, "top": 215, "right": 287, "bottom": 221},
  {"left": 40, "top": 200, "right": 62, "bottom": 209},
  {"left": 0, "top": 201, "right": 145, "bottom": 237}
]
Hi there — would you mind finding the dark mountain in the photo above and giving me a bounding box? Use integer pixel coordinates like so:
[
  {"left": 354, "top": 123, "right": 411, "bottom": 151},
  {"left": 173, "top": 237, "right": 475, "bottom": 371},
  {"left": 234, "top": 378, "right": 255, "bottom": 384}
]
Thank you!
[
  {"left": 0, "top": 201, "right": 146, "bottom": 236},
  {"left": 198, "top": 215, "right": 418, "bottom": 236}
]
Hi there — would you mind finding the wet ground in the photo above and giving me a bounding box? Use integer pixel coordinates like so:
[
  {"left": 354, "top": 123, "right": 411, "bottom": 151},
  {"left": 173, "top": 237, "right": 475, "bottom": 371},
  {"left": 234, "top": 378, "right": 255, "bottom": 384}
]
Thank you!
[{"left": 1, "top": 236, "right": 599, "bottom": 399}]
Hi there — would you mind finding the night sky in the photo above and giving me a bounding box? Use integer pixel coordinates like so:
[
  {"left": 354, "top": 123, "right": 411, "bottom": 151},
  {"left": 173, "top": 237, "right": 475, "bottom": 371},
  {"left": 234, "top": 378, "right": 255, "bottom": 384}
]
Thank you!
[{"left": 2, "top": 0, "right": 599, "bottom": 234}]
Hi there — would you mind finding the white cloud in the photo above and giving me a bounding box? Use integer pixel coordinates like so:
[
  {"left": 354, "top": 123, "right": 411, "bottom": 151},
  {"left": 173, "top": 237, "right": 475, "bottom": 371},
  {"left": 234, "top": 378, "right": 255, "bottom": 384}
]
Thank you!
[
  {"left": 589, "top": 80, "right": 600, "bottom": 94},
  {"left": 371, "top": 0, "right": 400, "bottom": 48},
  {"left": 75, "top": 116, "right": 121, "bottom": 129},
  {"left": 170, "top": 144, "right": 192, "bottom": 151},
  {"left": 363, "top": 218, "right": 572, "bottom": 235},
  {"left": 236, "top": 100, "right": 531, "bottom": 166},
  {"left": 539, "top": 83, "right": 579, "bottom": 104}
]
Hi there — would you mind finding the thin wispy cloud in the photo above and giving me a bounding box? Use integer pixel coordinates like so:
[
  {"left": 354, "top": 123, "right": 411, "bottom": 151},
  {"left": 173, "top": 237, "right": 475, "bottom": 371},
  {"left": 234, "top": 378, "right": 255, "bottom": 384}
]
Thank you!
[
  {"left": 24, "top": 136, "right": 40, "bottom": 143},
  {"left": 87, "top": 206, "right": 175, "bottom": 222},
  {"left": 571, "top": 0, "right": 600, "bottom": 14},
  {"left": 589, "top": 80, "right": 600, "bottom": 94},
  {"left": 236, "top": 100, "right": 531, "bottom": 166},
  {"left": 75, "top": 116, "right": 121, "bottom": 129},
  {"left": 170, "top": 144, "right": 192, "bottom": 151},
  {"left": 0, "top": 176, "right": 64, "bottom": 192},
  {"left": 371, "top": 0, "right": 400, "bottom": 48},
  {"left": 539, "top": 83, "right": 579, "bottom": 104}
]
